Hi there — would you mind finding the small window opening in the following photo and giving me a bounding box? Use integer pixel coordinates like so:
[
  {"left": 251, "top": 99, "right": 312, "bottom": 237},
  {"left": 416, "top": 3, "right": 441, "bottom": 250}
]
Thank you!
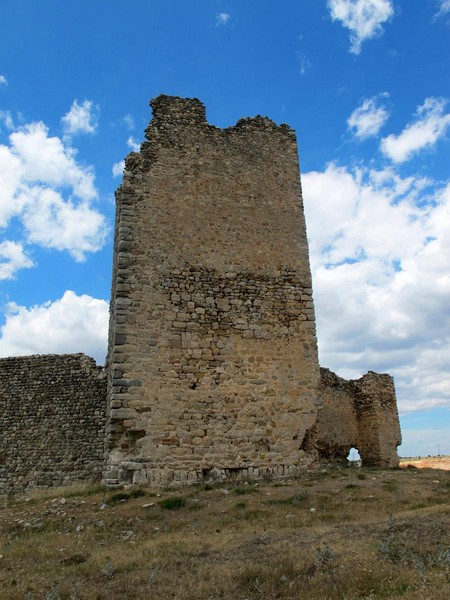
[{"left": 347, "top": 447, "right": 362, "bottom": 467}]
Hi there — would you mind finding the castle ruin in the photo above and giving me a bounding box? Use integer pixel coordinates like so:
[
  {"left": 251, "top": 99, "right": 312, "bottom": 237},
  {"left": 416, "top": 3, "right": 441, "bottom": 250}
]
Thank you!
[{"left": 0, "top": 96, "right": 401, "bottom": 494}]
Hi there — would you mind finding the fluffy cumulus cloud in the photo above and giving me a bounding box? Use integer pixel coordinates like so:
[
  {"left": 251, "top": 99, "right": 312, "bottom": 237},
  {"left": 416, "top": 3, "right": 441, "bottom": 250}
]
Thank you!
[
  {"left": 0, "top": 291, "right": 109, "bottom": 365},
  {"left": 9, "top": 122, "right": 97, "bottom": 201},
  {"left": 21, "top": 187, "right": 107, "bottom": 261},
  {"left": 61, "top": 99, "right": 99, "bottom": 137},
  {"left": 0, "top": 241, "right": 34, "bottom": 280},
  {"left": 302, "top": 164, "right": 450, "bottom": 414},
  {"left": 216, "top": 12, "right": 230, "bottom": 26},
  {"left": 0, "top": 75, "right": 7, "bottom": 86},
  {"left": 380, "top": 97, "right": 450, "bottom": 163},
  {"left": 0, "top": 112, "right": 108, "bottom": 277},
  {"left": 347, "top": 93, "right": 390, "bottom": 138},
  {"left": 328, "top": 0, "right": 394, "bottom": 54}
]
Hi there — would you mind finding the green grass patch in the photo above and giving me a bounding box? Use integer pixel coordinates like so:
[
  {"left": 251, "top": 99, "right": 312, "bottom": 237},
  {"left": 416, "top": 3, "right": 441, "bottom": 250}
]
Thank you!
[
  {"left": 158, "top": 496, "right": 187, "bottom": 510},
  {"left": 382, "top": 482, "right": 398, "bottom": 492},
  {"left": 234, "top": 486, "right": 259, "bottom": 495}
]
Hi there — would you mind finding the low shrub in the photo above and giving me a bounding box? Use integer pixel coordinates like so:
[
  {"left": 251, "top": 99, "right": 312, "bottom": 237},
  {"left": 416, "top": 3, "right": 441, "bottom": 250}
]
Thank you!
[{"left": 158, "top": 496, "right": 187, "bottom": 510}]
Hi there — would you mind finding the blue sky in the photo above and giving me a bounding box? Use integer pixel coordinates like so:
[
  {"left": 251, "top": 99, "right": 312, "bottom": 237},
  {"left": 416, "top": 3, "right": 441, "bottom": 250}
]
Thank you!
[{"left": 0, "top": 0, "right": 449, "bottom": 457}]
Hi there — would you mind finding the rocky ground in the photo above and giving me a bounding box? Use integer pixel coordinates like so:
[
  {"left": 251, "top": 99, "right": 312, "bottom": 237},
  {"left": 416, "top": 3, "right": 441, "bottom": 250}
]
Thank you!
[{"left": 1, "top": 465, "right": 449, "bottom": 599}]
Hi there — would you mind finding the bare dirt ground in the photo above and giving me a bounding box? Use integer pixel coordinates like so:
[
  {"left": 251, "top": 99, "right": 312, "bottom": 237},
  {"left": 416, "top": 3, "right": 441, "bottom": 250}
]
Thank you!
[{"left": 400, "top": 456, "right": 450, "bottom": 470}]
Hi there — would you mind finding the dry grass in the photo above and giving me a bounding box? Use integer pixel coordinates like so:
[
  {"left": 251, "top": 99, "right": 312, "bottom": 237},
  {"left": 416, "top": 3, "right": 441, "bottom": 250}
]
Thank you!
[{"left": 1, "top": 466, "right": 449, "bottom": 599}]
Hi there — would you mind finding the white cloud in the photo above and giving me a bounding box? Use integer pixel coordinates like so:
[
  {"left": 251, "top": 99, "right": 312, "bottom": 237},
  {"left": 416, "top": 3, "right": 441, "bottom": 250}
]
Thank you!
[
  {"left": 112, "top": 160, "right": 125, "bottom": 178},
  {"left": 111, "top": 137, "right": 140, "bottom": 175},
  {"left": 436, "top": 0, "right": 450, "bottom": 17},
  {"left": 0, "top": 241, "right": 34, "bottom": 280},
  {"left": 0, "top": 117, "right": 108, "bottom": 263},
  {"left": 0, "top": 75, "right": 7, "bottom": 86},
  {"left": 380, "top": 97, "right": 450, "bottom": 163},
  {"left": 21, "top": 187, "right": 107, "bottom": 261},
  {"left": 127, "top": 136, "right": 141, "bottom": 152},
  {"left": 0, "top": 291, "right": 109, "bottom": 365},
  {"left": 122, "top": 114, "right": 135, "bottom": 130},
  {"left": 347, "top": 93, "right": 390, "bottom": 138},
  {"left": 216, "top": 12, "right": 230, "bottom": 26},
  {"left": 9, "top": 122, "right": 97, "bottom": 201},
  {"left": 328, "top": 0, "right": 394, "bottom": 54},
  {"left": 302, "top": 164, "right": 450, "bottom": 414},
  {"left": 0, "top": 110, "right": 14, "bottom": 130},
  {"left": 61, "top": 99, "right": 98, "bottom": 137},
  {"left": 0, "top": 143, "right": 24, "bottom": 226}
]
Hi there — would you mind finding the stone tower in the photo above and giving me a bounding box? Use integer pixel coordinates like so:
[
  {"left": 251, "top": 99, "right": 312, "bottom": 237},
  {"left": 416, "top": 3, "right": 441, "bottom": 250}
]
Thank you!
[
  {"left": 0, "top": 95, "right": 401, "bottom": 495},
  {"left": 105, "top": 95, "right": 322, "bottom": 485}
]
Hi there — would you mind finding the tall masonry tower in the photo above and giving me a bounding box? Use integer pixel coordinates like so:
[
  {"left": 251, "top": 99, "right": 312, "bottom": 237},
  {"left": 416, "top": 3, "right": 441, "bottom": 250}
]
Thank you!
[{"left": 104, "top": 95, "right": 322, "bottom": 485}]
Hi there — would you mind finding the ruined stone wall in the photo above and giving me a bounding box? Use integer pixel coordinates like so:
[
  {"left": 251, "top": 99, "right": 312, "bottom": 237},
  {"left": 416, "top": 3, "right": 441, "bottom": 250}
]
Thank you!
[
  {"left": 317, "top": 368, "right": 401, "bottom": 467},
  {"left": 0, "top": 97, "right": 402, "bottom": 493},
  {"left": 316, "top": 368, "right": 360, "bottom": 463},
  {"left": 105, "top": 95, "right": 321, "bottom": 486},
  {"left": 0, "top": 354, "right": 106, "bottom": 494}
]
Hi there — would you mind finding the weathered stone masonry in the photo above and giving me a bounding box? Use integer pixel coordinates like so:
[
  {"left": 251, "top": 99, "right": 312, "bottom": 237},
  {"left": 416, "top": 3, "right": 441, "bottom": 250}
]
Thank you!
[
  {"left": 0, "top": 95, "right": 401, "bottom": 493},
  {"left": 105, "top": 95, "right": 322, "bottom": 486},
  {"left": 0, "top": 354, "right": 106, "bottom": 494},
  {"left": 316, "top": 368, "right": 401, "bottom": 468},
  {"left": 104, "top": 95, "right": 401, "bottom": 487}
]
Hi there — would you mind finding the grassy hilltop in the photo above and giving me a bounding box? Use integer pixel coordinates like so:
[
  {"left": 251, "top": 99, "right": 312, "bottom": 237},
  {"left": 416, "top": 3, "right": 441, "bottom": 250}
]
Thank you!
[{"left": 1, "top": 464, "right": 449, "bottom": 599}]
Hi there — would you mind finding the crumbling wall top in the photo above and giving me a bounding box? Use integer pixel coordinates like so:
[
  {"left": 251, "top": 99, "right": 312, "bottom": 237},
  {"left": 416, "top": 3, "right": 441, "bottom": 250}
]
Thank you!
[
  {"left": 145, "top": 94, "right": 294, "bottom": 139},
  {"left": 147, "top": 94, "right": 207, "bottom": 132}
]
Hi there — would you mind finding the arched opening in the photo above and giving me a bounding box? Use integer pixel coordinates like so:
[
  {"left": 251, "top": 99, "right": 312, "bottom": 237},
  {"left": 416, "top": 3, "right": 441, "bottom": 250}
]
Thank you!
[{"left": 347, "top": 447, "right": 362, "bottom": 467}]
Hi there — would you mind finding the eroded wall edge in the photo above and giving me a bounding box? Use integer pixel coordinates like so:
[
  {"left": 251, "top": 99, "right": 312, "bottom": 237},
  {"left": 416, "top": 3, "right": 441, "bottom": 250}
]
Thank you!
[{"left": 316, "top": 367, "right": 402, "bottom": 468}]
